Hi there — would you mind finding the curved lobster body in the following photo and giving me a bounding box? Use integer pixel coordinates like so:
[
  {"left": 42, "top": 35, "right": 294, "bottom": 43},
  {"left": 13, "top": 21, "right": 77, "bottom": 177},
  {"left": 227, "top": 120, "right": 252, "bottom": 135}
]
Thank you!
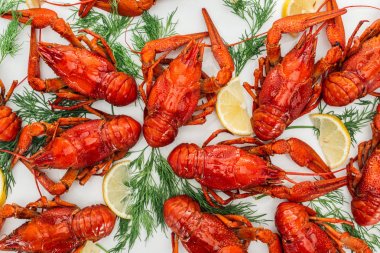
[
  {"left": 79, "top": 0, "right": 156, "bottom": 18},
  {"left": 0, "top": 204, "right": 116, "bottom": 253},
  {"left": 141, "top": 9, "right": 234, "bottom": 147},
  {"left": 9, "top": 115, "right": 141, "bottom": 195},
  {"left": 168, "top": 143, "right": 281, "bottom": 191},
  {"left": 275, "top": 202, "right": 372, "bottom": 253},
  {"left": 30, "top": 116, "right": 140, "bottom": 169},
  {"left": 323, "top": 20, "right": 380, "bottom": 106},
  {"left": 164, "top": 195, "right": 245, "bottom": 253},
  {"left": 252, "top": 33, "right": 317, "bottom": 140},
  {"left": 168, "top": 136, "right": 346, "bottom": 206},
  {"left": 143, "top": 44, "right": 202, "bottom": 147},
  {"left": 348, "top": 105, "right": 380, "bottom": 226},
  {"left": 38, "top": 42, "right": 137, "bottom": 106}
]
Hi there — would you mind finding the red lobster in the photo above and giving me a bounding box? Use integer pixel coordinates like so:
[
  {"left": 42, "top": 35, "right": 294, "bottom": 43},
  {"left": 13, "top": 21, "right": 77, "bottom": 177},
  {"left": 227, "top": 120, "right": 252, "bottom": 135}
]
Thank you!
[
  {"left": 323, "top": 18, "right": 380, "bottom": 106},
  {"left": 8, "top": 115, "right": 141, "bottom": 195},
  {"left": 140, "top": 8, "right": 234, "bottom": 147},
  {"left": 347, "top": 104, "right": 380, "bottom": 226},
  {"left": 244, "top": 5, "right": 347, "bottom": 140},
  {"left": 78, "top": 0, "right": 156, "bottom": 18},
  {"left": 0, "top": 197, "right": 116, "bottom": 253},
  {"left": 164, "top": 195, "right": 282, "bottom": 253},
  {"left": 0, "top": 80, "right": 21, "bottom": 142},
  {"left": 275, "top": 202, "right": 372, "bottom": 253},
  {"left": 1, "top": 8, "right": 137, "bottom": 108},
  {"left": 168, "top": 130, "right": 346, "bottom": 207}
]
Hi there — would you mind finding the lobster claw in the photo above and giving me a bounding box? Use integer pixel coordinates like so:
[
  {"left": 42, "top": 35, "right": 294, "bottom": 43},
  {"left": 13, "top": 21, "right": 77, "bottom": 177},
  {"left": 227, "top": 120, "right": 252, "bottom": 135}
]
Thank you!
[{"left": 1, "top": 8, "right": 59, "bottom": 28}]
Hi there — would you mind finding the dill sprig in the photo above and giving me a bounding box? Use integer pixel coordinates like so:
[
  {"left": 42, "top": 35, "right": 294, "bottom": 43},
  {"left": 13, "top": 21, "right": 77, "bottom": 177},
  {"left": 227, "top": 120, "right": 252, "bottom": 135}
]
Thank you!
[
  {"left": 131, "top": 10, "right": 178, "bottom": 51},
  {"left": 0, "top": 1, "right": 26, "bottom": 63},
  {"left": 69, "top": 7, "right": 140, "bottom": 78},
  {"left": 0, "top": 139, "right": 17, "bottom": 194},
  {"left": 224, "top": 0, "right": 275, "bottom": 75},
  {"left": 318, "top": 98, "right": 379, "bottom": 143},
  {"left": 111, "top": 147, "right": 266, "bottom": 252},
  {"left": 11, "top": 89, "right": 87, "bottom": 123},
  {"left": 308, "top": 190, "right": 380, "bottom": 250}
]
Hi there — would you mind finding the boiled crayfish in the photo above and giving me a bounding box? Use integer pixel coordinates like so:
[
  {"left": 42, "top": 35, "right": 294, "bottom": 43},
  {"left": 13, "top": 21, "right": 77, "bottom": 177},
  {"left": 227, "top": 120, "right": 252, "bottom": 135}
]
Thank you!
[
  {"left": 244, "top": 5, "right": 347, "bottom": 140},
  {"left": 1, "top": 8, "right": 137, "bottom": 108},
  {"left": 140, "top": 8, "right": 234, "bottom": 147},
  {"left": 168, "top": 129, "right": 345, "bottom": 207},
  {"left": 0, "top": 80, "right": 21, "bottom": 142},
  {"left": 0, "top": 196, "right": 116, "bottom": 252},
  {"left": 164, "top": 195, "right": 282, "bottom": 253},
  {"left": 78, "top": 0, "right": 156, "bottom": 17},
  {"left": 323, "top": 18, "right": 380, "bottom": 106},
  {"left": 276, "top": 202, "right": 372, "bottom": 253},
  {"left": 8, "top": 115, "right": 141, "bottom": 195},
  {"left": 347, "top": 104, "right": 380, "bottom": 226}
]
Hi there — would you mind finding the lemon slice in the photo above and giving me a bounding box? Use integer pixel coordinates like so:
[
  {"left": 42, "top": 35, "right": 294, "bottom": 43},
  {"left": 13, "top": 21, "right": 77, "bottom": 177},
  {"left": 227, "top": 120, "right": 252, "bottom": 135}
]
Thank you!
[
  {"left": 80, "top": 241, "right": 101, "bottom": 253},
  {"left": 0, "top": 170, "right": 6, "bottom": 206},
  {"left": 102, "top": 160, "right": 132, "bottom": 219},
  {"left": 282, "top": 0, "right": 324, "bottom": 17},
  {"left": 310, "top": 114, "right": 351, "bottom": 169},
  {"left": 26, "top": 0, "right": 44, "bottom": 8},
  {"left": 216, "top": 77, "right": 253, "bottom": 136}
]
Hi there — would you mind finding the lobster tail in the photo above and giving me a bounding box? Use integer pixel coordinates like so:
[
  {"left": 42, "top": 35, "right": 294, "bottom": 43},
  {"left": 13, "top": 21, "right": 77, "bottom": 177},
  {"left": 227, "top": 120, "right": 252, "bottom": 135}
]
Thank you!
[
  {"left": 103, "top": 72, "right": 137, "bottom": 106},
  {"left": 352, "top": 195, "right": 380, "bottom": 226},
  {"left": 252, "top": 106, "right": 287, "bottom": 141},
  {"left": 168, "top": 143, "right": 200, "bottom": 179},
  {"left": 72, "top": 205, "right": 116, "bottom": 241},
  {"left": 0, "top": 106, "right": 21, "bottom": 142},
  {"left": 163, "top": 195, "right": 201, "bottom": 236},
  {"left": 103, "top": 115, "right": 141, "bottom": 151},
  {"left": 322, "top": 71, "right": 360, "bottom": 106},
  {"left": 143, "top": 114, "right": 178, "bottom": 147}
]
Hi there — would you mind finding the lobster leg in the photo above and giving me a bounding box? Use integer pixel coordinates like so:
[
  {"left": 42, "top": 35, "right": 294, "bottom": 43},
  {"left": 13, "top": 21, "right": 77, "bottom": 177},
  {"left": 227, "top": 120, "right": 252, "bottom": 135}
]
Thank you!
[
  {"left": 24, "top": 163, "right": 80, "bottom": 195},
  {"left": 250, "top": 176, "right": 347, "bottom": 202},
  {"left": 26, "top": 196, "right": 77, "bottom": 209},
  {"left": 202, "top": 186, "right": 255, "bottom": 207},
  {"left": 79, "top": 29, "right": 116, "bottom": 64},
  {"left": 77, "top": 159, "right": 113, "bottom": 185},
  {"left": 0, "top": 204, "right": 39, "bottom": 220},
  {"left": 171, "top": 233, "right": 179, "bottom": 253},
  {"left": 300, "top": 83, "right": 322, "bottom": 116},
  {"left": 236, "top": 227, "right": 283, "bottom": 253},
  {"left": 246, "top": 138, "right": 334, "bottom": 179},
  {"left": 266, "top": 8, "right": 347, "bottom": 65},
  {"left": 322, "top": 223, "right": 372, "bottom": 253},
  {"left": 78, "top": 0, "right": 97, "bottom": 18},
  {"left": 200, "top": 8, "right": 234, "bottom": 93}
]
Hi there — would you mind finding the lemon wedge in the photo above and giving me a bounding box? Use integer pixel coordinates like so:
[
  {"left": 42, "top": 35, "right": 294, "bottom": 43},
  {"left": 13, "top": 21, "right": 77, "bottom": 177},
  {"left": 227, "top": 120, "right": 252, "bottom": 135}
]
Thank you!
[
  {"left": 310, "top": 114, "right": 351, "bottom": 169},
  {"left": 80, "top": 241, "right": 101, "bottom": 253},
  {"left": 282, "top": 0, "right": 324, "bottom": 17},
  {"left": 216, "top": 77, "right": 253, "bottom": 136},
  {"left": 26, "top": 0, "right": 44, "bottom": 8},
  {"left": 0, "top": 170, "right": 6, "bottom": 206},
  {"left": 102, "top": 160, "right": 132, "bottom": 219}
]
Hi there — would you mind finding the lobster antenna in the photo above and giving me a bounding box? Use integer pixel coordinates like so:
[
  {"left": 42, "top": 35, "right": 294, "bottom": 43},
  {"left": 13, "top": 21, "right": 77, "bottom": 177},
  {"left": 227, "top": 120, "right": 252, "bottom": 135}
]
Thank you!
[
  {"left": 344, "top": 5, "right": 380, "bottom": 11},
  {"left": 0, "top": 149, "right": 29, "bottom": 162},
  {"left": 285, "top": 167, "right": 346, "bottom": 176},
  {"left": 226, "top": 31, "right": 268, "bottom": 48},
  {"left": 43, "top": 0, "right": 95, "bottom": 7}
]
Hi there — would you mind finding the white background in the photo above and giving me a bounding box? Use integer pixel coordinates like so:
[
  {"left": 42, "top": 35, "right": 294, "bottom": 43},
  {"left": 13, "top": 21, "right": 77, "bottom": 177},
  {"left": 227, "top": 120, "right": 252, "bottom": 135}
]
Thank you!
[{"left": 0, "top": 0, "right": 379, "bottom": 252}]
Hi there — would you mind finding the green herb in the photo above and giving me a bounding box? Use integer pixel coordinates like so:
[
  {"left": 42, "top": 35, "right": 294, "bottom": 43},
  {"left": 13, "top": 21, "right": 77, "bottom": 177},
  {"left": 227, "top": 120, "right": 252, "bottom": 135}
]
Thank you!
[
  {"left": 288, "top": 98, "right": 379, "bottom": 144},
  {"left": 0, "top": 0, "right": 27, "bottom": 64},
  {"left": 11, "top": 89, "right": 87, "bottom": 123},
  {"left": 308, "top": 190, "right": 380, "bottom": 250},
  {"left": 69, "top": 7, "right": 140, "bottom": 78},
  {"left": 131, "top": 10, "right": 178, "bottom": 51},
  {"left": 111, "top": 147, "right": 266, "bottom": 252},
  {"left": 224, "top": 0, "right": 275, "bottom": 75}
]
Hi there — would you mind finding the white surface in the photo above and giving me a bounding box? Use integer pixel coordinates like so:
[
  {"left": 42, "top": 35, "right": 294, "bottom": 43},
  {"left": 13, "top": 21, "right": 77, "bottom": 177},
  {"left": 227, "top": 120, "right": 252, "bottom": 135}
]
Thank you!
[{"left": 0, "top": 0, "right": 379, "bottom": 252}]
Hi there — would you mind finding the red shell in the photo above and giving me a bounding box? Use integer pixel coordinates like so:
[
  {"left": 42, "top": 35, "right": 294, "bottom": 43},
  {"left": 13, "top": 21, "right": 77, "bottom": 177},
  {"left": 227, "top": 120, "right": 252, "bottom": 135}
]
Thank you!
[
  {"left": 32, "top": 115, "right": 141, "bottom": 169},
  {"left": 38, "top": 43, "right": 137, "bottom": 106},
  {"left": 164, "top": 195, "right": 245, "bottom": 253},
  {"left": 0, "top": 106, "right": 21, "bottom": 142},
  {"left": 0, "top": 205, "right": 116, "bottom": 253}
]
